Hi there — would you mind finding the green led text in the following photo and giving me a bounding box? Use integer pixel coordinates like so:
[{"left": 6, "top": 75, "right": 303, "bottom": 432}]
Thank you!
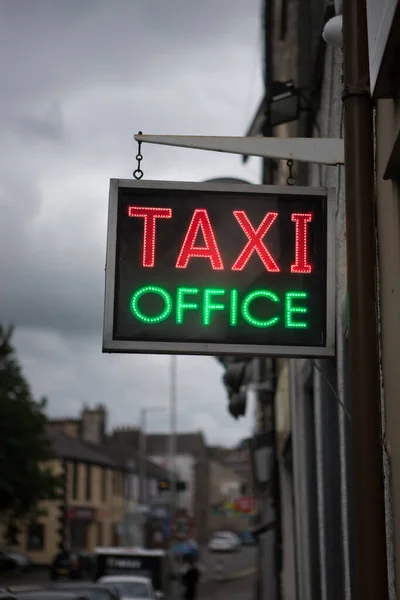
[{"left": 130, "top": 285, "right": 310, "bottom": 329}]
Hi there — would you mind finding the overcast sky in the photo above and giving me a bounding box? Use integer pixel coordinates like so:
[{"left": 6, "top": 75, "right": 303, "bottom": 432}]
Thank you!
[{"left": 0, "top": 0, "right": 263, "bottom": 446}]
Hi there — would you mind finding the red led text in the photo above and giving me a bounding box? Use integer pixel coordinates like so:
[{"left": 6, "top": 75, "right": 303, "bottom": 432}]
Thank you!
[
  {"left": 128, "top": 206, "right": 314, "bottom": 273},
  {"left": 176, "top": 209, "right": 224, "bottom": 270},
  {"left": 128, "top": 206, "right": 172, "bottom": 268},
  {"left": 231, "top": 210, "right": 280, "bottom": 272}
]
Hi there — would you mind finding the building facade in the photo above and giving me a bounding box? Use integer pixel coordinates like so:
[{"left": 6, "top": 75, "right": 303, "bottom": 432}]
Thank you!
[
  {"left": 146, "top": 432, "right": 210, "bottom": 543},
  {"left": 260, "top": 1, "right": 351, "bottom": 598},
  {"left": 207, "top": 445, "right": 253, "bottom": 496},
  {"left": 243, "top": 0, "right": 400, "bottom": 598},
  {"left": 370, "top": 1, "right": 400, "bottom": 595},
  {"left": 8, "top": 405, "right": 174, "bottom": 563},
  {"left": 9, "top": 430, "right": 126, "bottom": 565},
  {"left": 208, "top": 459, "right": 247, "bottom": 534}
]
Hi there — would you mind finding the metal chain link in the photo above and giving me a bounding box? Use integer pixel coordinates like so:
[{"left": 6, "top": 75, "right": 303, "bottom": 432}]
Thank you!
[
  {"left": 133, "top": 131, "right": 144, "bottom": 180},
  {"left": 286, "top": 159, "right": 296, "bottom": 186}
]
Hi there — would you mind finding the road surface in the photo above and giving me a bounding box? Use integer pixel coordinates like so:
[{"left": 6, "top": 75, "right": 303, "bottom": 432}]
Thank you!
[
  {"left": 0, "top": 547, "right": 257, "bottom": 595},
  {"left": 199, "top": 572, "right": 256, "bottom": 600},
  {"left": 200, "top": 545, "right": 257, "bottom": 582}
]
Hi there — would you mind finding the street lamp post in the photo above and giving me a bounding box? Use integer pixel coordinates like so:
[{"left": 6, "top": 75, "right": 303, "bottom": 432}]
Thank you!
[
  {"left": 169, "top": 355, "right": 177, "bottom": 513},
  {"left": 168, "top": 355, "right": 179, "bottom": 600},
  {"left": 139, "top": 407, "right": 166, "bottom": 504}
]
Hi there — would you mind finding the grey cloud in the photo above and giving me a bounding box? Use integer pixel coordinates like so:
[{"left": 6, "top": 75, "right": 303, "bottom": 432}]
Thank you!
[
  {"left": 0, "top": 0, "right": 261, "bottom": 444},
  {"left": 16, "top": 103, "right": 65, "bottom": 142},
  {"left": 0, "top": 147, "right": 260, "bottom": 336},
  {"left": 0, "top": 0, "right": 260, "bottom": 110},
  {"left": 14, "top": 327, "right": 252, "bottom": 445}
]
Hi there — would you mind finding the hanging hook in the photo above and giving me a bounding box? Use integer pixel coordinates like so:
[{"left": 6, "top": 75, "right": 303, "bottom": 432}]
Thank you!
[
  {"left": 134, "top": 131, "right": 144, "bottom": 180},
  {"left": 286, "top": 159, "right": 296, "bottom": 186}
]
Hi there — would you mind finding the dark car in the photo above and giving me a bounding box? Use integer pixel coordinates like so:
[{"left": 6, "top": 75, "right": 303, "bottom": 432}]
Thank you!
[
  {"left": 51, "top": 583, "right": 119, "bottom": 600},
  {"left": 0, "top": 553, "right": 16, "bottom": 573},
  {"left": 16, "top": 593, "right": 89, "bottom": 600},
  {"left": 5, "top": 552, "right": 33, "bottom": 572},
  {"left": 50, "top": 551, "right": 93, "bottom": 581}
]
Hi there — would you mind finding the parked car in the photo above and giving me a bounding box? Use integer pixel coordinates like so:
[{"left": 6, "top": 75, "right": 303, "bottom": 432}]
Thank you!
[
  {"left": 0, "top": 589, "right": 19, "bottom": 600},
  {"left": 51, "top": 582, "right": 119, "bottom": 600},
  {"left": 16, "top": 592, "right": 92, "bottom": 600},
  {"left": 237, "top": 531, "right": 257, "bottom": 546},
  {"left": 50, "top": 551, "right": 93, "bottom": 581},
  {"left": 98, "top": 575, "right": 158, "bottom": 599},
  {"left": 208, "top": 531, "right": 241, "bottom": 553},
  {"left": 0, "top": 553, "right": 16, "bottom": 573},
  {"left": 6, "top": 552, "right": 33, "bottom": 572}
]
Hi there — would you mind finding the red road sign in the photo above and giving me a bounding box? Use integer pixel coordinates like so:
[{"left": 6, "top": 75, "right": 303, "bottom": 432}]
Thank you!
[
  {"left": 171, "top": 509, "right": 194, "bottom": 542},
  {"left": 234, "top": 496, "right": 255, "bottom": 514}
]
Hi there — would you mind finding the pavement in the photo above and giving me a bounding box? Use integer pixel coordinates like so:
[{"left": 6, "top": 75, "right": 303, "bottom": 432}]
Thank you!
[{"left": 198, "top": 571, "right": 256, "bottom": 600}]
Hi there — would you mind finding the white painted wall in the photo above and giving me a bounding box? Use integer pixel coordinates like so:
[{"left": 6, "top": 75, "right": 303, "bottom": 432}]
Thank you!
[{"left": 150, "top": 454, "right": 195, "bottom": 513}]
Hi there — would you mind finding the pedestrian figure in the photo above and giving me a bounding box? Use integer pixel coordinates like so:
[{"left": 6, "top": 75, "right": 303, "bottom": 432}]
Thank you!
[{"left": 182, "top": 555, "right": 200, "bottom": 600}]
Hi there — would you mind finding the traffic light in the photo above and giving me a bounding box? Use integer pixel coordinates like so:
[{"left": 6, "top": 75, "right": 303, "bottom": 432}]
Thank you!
[
  {"left": 221, "top": 358, "right": 252, "bottom": 419},
  {"left": 222, "top": 360, "right": 248, "bottom": 395},
  {"left": 57, "top": 460, "right": 68, "bottom": 551},
  {"left": 157, "top": 479, "right": 187, "bottom": 492},
  {"left": 158, "top": 479, "right": 170, "bottom": 492},
  {"left": 228, "top": 390, "right": 247, "bottom": 419}
]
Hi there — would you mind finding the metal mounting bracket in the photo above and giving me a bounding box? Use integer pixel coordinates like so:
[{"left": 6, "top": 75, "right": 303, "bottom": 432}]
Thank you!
[{"left": 134, "top": 134, "right": 344, "bottom": 166}]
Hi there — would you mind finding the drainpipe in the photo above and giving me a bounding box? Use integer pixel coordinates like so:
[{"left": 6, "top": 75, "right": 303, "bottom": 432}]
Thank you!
[
  {"left": 342, "top": 1, "right": 388, "bottom": 598},
  {"left": 262, "top": 0, "right": 274, "bottom": 185},
  {"left": 257, "top": 1, "right": 274, "bottom": 598}
]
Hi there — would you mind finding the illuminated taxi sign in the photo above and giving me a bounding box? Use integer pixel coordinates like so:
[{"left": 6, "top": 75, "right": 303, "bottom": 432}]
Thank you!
[{"left": 103, "top": 180, "right": 335, "bottom": 357}]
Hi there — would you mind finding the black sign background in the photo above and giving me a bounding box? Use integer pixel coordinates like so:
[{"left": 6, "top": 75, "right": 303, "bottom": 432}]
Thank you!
[{"left": 105, "top": 182, "right": 330, "bottom": 353}]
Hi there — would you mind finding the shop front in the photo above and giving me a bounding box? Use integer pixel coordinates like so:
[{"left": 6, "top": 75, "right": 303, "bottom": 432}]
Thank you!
[{"left": 67, "top": 506, "right": 97, "bottom": 551}]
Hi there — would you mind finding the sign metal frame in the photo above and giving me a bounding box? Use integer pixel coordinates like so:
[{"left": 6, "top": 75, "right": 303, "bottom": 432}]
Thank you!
[{"left": 103, "top": 179, "right": 336, "bottom": 358}]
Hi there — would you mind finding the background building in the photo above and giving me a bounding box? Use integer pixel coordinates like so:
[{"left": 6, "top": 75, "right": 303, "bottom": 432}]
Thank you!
[
  {"left": 146, "top": 432, "right": 210, "bottom": 544},
  {"left": 207, "top": 443, "right": 253, "bottom": 496},
  {"left": 242, "top": 1, "right": 350, "bottom": 597},
  {"left": 208, "top": 458, "right": 249, "bottom": 534},
  {"left": 6, "top": 405, "right": 174, "bottom": 564},
  {"left": 8, "top": 429, "right": 126, "bottom": 565},
  {"left": 229, "top": 0, "right": 400, "bottom": 598}
]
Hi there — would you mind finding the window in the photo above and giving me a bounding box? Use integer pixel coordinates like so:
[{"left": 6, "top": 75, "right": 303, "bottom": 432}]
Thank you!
[
  {"left": 97, "top": 522, "right": 103, "bottom": 546},
  {"left": 280, "top": 0, "right": 288, "bottom": 40},
  {"left": 133, "top": 475, "right": 138, "bottom": 499},
  {"left": 125, "top": 473, "right": 132, "bottom": 499},
  {"left": 27, "top": 523, "right": 44, "bottom": 551},
  {"left": 86, "top": 464, "right": 92, "bottom": 502},
  {"left": 112, "top": 523, "right": 118, "bottom": 546},
  {"left": 113, "top": 471, "right": 123, "bottom": 496},
  {"left": 101, "top": 468, "right": 107, "bottom": 503},
  {"left": 72, "top": 462, "right": 78, "bottom": 500}
]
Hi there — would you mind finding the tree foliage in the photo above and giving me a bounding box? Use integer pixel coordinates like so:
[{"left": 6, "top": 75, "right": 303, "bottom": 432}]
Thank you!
[{"left": 0, "top": 324, "right": 60, "bottom": 541}]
